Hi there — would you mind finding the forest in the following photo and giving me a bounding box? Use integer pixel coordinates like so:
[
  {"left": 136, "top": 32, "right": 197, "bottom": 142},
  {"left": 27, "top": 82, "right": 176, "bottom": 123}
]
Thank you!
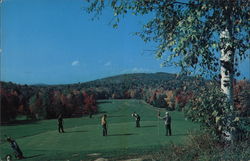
[{"left": 1, "top": 72, "right": 249, "bottom": 124}]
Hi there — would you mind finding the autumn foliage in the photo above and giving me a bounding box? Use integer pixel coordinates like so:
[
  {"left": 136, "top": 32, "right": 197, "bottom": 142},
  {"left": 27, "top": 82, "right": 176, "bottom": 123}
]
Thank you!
[
  {"left": 1, "top": 73, "right": 249, "bottom": 123},
  {"left": 0, "top": 82, "right": 98, "bottom": 122},
  {"left": 234, "top": 80, "right": 250, "bottom": 116}
]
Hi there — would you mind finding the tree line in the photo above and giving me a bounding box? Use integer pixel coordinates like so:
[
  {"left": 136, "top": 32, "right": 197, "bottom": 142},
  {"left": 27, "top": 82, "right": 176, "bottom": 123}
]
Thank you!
[
  {"left": 1, "top": 73, "right": 249, "bottom": 124},
  {"left": 0, "top": 82, "right": 97, "bottom": 123}
]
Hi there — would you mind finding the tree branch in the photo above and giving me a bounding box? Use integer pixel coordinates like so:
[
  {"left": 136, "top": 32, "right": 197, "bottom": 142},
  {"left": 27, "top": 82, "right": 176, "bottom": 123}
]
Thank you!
[{"left": 172, "top": 1, "right": 200, "bottom": 7}]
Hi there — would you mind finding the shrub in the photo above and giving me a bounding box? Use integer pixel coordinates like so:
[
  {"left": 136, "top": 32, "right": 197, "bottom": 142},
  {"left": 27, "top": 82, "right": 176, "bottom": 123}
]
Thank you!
[
  {"left": 149, "top": 131, "right": 250, "bottom": 161},
  {"left": 184, "top": 85, "right": 249, "bottom": 142}
]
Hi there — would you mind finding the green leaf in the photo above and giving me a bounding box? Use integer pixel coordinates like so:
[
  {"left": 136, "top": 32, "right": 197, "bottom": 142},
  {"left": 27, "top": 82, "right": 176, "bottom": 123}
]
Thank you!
[
  {"left": 113, "top": 24, "right": 118, "bottom": 28},
  {"left": 212, "top": 111, "right": 218, "bottom": 116}
]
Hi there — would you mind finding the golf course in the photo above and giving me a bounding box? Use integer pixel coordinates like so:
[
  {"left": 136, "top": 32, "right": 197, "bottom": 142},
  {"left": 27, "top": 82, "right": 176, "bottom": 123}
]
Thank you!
[{"left": 0, "top": 99, "right": 199, "bottom": 161}]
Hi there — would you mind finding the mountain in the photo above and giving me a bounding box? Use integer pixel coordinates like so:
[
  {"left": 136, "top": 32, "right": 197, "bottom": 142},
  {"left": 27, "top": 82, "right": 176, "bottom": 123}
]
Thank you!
[
  {"left": 71, "top": 72, "right": 205, "bottom": 91},
  {"left": 1, "top": 72, "right": 203, "bottom": 90},
  {"left": 1, "top": 73, "right": 249, "bottom": 123},
  {"left": 0, "top": 72, "right": 205, "bottom": 121}
]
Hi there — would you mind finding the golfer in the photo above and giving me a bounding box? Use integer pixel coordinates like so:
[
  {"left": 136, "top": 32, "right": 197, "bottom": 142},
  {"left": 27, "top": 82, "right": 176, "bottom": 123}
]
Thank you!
[
  {"left": 101, "top": 114, "right": 108, "bottom": 136},
  {"left": 131, "top": 112, "right": 141, "bottom": 127},
  {"left": 58, "top": 114, "right": 64, "bottom": 133},
  {"left": 6, "top": 137, "right": 24, "bottom": 159},
  {"left": 159, "top": 112, "right": 172, "bottom": 136}
]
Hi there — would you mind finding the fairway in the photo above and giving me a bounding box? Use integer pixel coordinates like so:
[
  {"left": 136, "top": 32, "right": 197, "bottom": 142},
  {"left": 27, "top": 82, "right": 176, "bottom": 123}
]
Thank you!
[{"left": 0, "top": 100, "right": 199, "bottom": 161}]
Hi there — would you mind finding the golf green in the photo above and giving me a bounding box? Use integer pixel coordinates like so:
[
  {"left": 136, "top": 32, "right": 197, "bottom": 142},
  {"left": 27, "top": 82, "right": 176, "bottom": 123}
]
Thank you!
[{"left": 0, "top": 99, "right": 199, "bottom": 160}]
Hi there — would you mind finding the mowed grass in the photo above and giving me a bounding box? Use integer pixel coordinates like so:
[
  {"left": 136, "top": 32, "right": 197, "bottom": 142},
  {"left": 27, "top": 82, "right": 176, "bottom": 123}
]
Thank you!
[{"left": 0, "top": 100, "right": 199, "bottom": 161}]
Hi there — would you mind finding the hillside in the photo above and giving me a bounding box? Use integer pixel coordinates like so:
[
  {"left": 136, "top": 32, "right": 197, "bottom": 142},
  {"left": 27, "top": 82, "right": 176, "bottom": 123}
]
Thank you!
[
  {"left": 71, "top": 72, "right": 204, "bottom": 90},
  {"left": 0, "top": 72, "right": 206, "bottom": 122},
  {"left": 1, "top": 72, "right": 203, "bottom": 89}
]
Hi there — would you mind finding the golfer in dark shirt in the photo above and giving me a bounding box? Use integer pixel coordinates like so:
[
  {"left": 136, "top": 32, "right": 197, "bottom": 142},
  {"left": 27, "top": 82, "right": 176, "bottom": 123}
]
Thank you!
[
  {"left": 132, "top": 112, "right": 141, "bottom": 127},
  {"left": 6, "top": 137, "right": 24, "bottom": 159},
  {"left": 58, "top": 114, "right": 64, "bottom": 133}
]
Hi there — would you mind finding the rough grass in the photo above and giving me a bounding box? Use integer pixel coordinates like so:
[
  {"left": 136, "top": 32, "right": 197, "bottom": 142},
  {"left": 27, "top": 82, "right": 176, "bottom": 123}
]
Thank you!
[
  {"left": 146, "top": 131, "right": 250, "bottom": 161},
  {"left": 0, "top": 99, "right": 199, "bottom": 161}
]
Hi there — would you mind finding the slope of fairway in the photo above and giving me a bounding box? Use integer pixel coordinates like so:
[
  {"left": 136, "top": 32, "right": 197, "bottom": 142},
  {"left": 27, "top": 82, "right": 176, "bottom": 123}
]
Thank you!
[{"left": 0, "top": 100, "right": 199, "bottom": 161}]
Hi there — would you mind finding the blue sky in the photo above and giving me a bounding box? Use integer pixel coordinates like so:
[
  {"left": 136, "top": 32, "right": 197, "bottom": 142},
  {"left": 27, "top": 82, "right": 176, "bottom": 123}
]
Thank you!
[{"left": 1, "top": 0, "right": 249, "bottom": 85}]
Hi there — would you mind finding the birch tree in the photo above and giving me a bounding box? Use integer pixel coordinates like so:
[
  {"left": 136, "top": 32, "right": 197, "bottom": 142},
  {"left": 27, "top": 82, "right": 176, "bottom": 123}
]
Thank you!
[{"left": 86, "top": 0, "right": 249, "bottom": 134}]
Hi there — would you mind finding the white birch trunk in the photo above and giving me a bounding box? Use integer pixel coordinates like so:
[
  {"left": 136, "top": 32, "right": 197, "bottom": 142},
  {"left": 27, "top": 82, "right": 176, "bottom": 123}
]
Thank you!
[
  {"left": 220, "top": 29, "right": 234, "bottom": 104},
  {"left": 220, "top": 29, "right": 235, "bottom": 141}
]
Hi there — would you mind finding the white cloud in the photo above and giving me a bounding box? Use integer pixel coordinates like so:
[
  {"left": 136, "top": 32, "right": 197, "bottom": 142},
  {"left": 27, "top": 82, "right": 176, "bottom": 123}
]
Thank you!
[
  {"left": 132, "top": 67, "right": 151, "bottom": 73},
  {"left": 104, "top": 61, "right": 112, "bottom": 66},
  {"left": 121, "top": 67, "right": 151, "bottom": 74},
  {"left": 71, "top": 60, "right": 80, "bottom": 66}
]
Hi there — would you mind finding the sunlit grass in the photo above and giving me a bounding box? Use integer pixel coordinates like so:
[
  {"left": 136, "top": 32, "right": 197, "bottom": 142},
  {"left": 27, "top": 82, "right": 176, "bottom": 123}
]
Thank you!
[{"left": 0, "top": 99, "right": 199, "bottom": 160}]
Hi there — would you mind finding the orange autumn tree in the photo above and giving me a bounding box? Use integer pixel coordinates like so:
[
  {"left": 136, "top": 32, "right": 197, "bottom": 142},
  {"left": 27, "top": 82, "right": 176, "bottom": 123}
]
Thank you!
[{"left": 82, "top": 91, "right": 97, "bottom": 116}]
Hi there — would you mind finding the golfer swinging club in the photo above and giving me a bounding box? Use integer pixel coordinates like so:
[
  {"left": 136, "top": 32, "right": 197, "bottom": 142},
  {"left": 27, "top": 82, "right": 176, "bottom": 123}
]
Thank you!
[{"left": 131, "top": 112, "right": 141, "bottom": 127}]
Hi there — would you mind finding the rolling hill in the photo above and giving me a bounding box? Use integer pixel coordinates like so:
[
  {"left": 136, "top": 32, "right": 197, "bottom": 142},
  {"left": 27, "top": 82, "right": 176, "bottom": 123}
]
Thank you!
[
  {"left": 1, "top": 72, "right": 205, "bottom": 122},
  {"left": 71, "top": 72, "right": 204, "bottom": 90}
]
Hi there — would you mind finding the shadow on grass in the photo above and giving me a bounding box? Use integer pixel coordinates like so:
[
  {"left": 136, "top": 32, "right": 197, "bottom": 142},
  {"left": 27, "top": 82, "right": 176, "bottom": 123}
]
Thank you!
[
  {"left": 97, "top": 100, "right": 112, "bottom": 104},
  {"left": 140, "top": 125, "right": 157, "bottom": 128},
  {"left": 172, "top": 133, "right": 189, "bottom": 136},
  {"left": 108, "top": 133, "right": 135, "bottom": 136},
  {"left": 108, "top": 115, "right": 127, "bottom": 118},
  {"left": 24, "top": 154, "right": 44, "bottom": 159},
  {"left": 65, "top": 130, "right": 88, "bottom": 133},
  {"left": 1, "top": 120, "right": 38, "bottom": 126}
]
